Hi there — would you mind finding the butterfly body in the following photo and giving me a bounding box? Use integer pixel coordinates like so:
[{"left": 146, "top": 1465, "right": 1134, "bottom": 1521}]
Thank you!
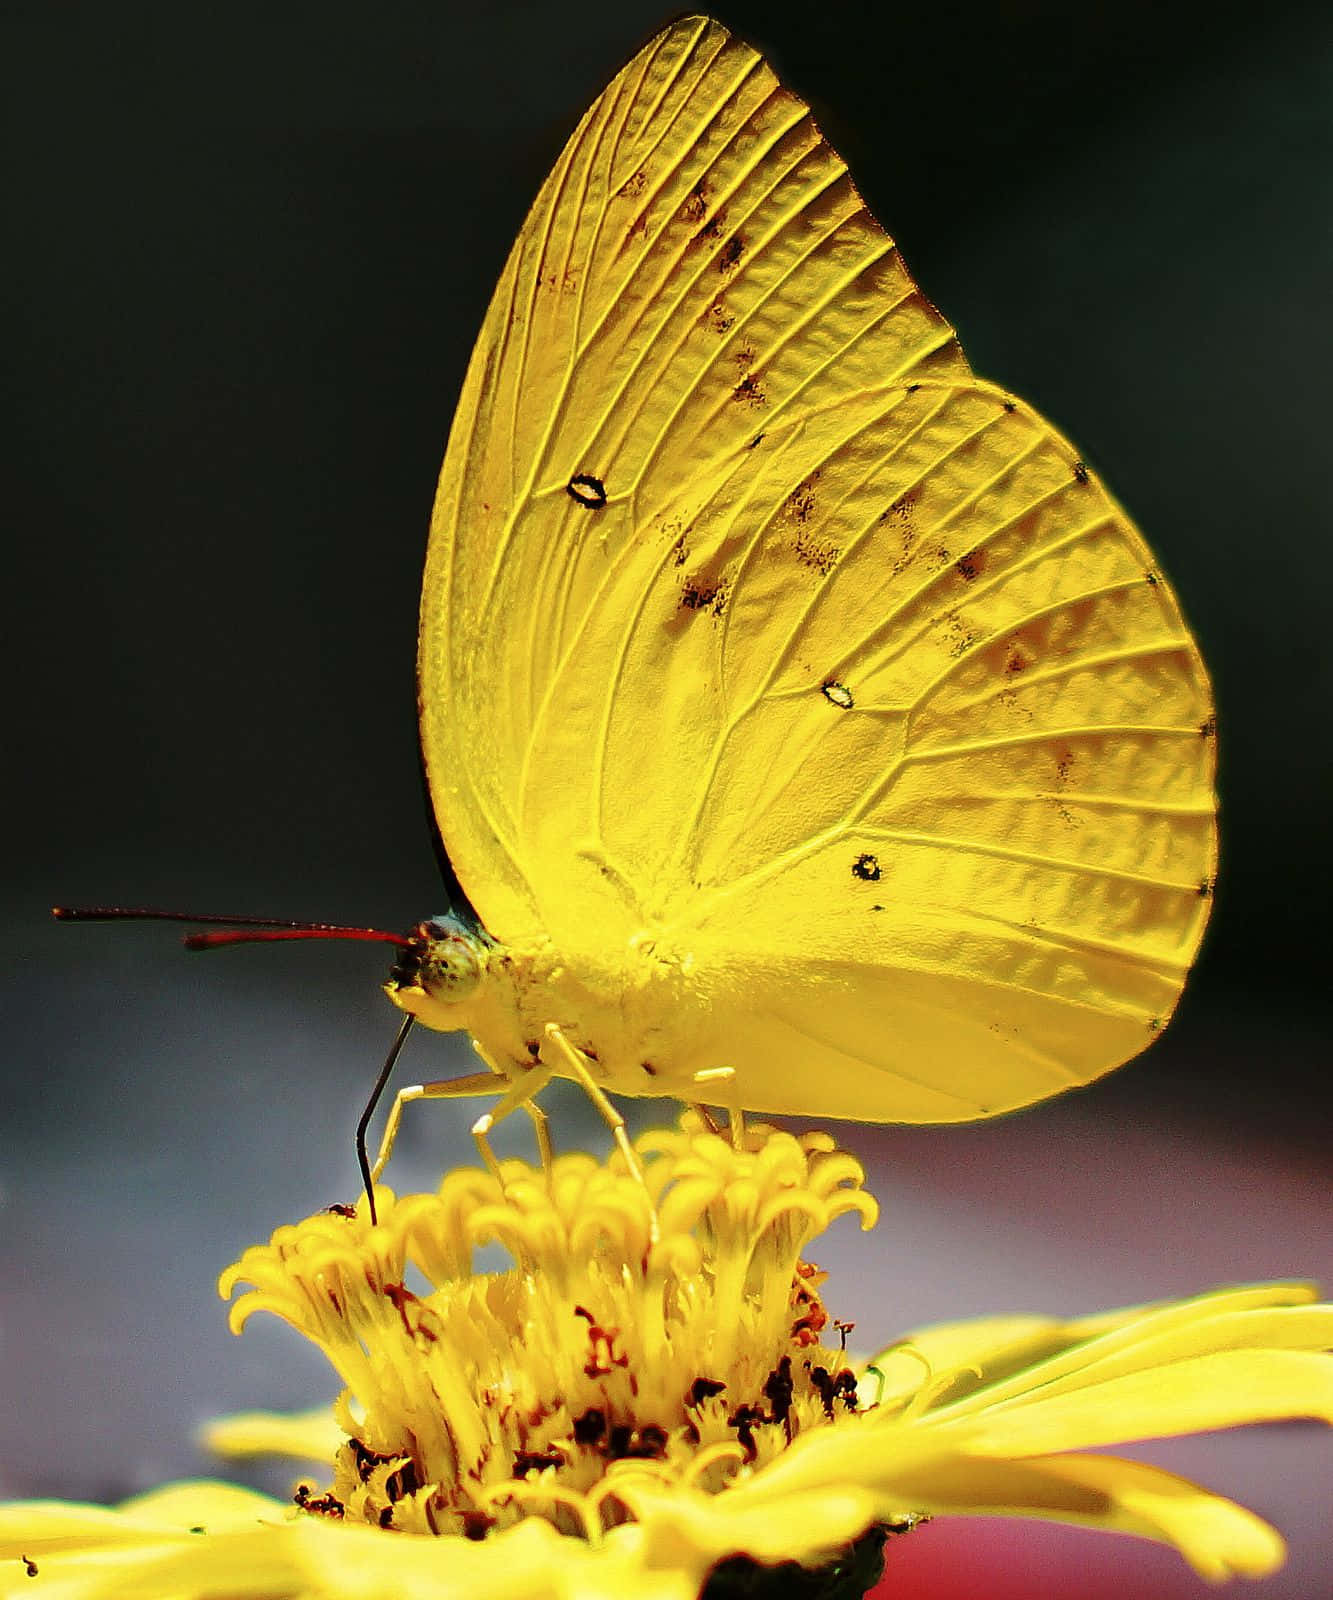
[
  {"left": 400, "top": 15, "right": 1216, "bottom": 1130},
  {"left": 384, "top": 913, "right": 707, "bottom": 1101}
]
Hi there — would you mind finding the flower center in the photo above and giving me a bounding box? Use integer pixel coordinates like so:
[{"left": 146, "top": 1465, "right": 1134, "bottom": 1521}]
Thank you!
[{"left": 221, "top": 1115, "right": 878, "bottom": 1540}]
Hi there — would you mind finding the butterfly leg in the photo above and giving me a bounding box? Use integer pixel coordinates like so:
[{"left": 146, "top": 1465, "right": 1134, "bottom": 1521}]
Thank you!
[
  {"left": 692, "top": 1065, "right": 745, "bottom": 1150},
  {"left": 470, "top": 1057, "right": 558, "bottom": 1182},
  {"left": 542, "top": 1023, "right": 656, "bottom": 1234},
  {"left": 369, "top": 1069, "right": 503, "bottom": 1183},
  {"left": 689, "top": 1103, "right": 724, "bottom": 1136},
  {"left": 471, "top": 1038, "right": 554, "bottom": 1175},
  {"left": 526, "top": 1099, "right": 554, "bottom": 1175}
]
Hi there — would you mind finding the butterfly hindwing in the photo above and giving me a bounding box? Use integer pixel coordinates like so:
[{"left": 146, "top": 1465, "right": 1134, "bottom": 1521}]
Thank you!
[{"left": 513, "top": 375, "right": 1214, "bottom": 1115}]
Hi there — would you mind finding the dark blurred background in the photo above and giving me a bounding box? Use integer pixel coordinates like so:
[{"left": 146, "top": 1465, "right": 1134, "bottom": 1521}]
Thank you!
[{"left": 4, "top": 3, "right": 1329, "bottom": 1595}]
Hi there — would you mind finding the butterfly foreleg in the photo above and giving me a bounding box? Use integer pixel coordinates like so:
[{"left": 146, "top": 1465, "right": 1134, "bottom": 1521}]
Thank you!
[
  {"left": 369, "top": 1068, "right": 504, "bottom": 1184},
  {"left": 542, "top": 1022, "right": 657, "bottom": 1239},
  {"left": 691, "top": 1065, "right": 745, "bottom": 1151}
]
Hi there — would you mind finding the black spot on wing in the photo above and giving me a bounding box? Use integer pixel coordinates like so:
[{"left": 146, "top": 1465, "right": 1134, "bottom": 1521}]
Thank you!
[
  {"left": 784, "top": 479, "right": 818, "bottom": 523},
  {"left": 733, "top": 372, "right": 766, "bottom": 407},
  {"left": 679, "top": 575, "right": 728, "bottom": 617},
  {"left": 567, "top": 474, "right": 607, "bottom": 508},
  {"left": 795, "top": 527, "right": 839, "bottom": 574},
  {"left": 941, "top": 611, "right": 980, "bottom": 657},
  {"left": 882, "top": 489, "right": 919, "bottom": 572},
  {"left": 1072, "top": 460, "right": 1090, "bottom": 485},
  {"left": 851, "top": 853, "right": 881, "bottom": 882},
  {"left": 704, "top": 299, "right": 734, "bottom": 334},
  {"left": 680, "top": 181, "right": 708, "bottom": 225}
]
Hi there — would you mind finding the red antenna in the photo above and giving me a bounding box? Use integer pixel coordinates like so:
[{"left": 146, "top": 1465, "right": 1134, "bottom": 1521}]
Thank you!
[
  {"left": 53, "top": 902, "right": 421, "bottom": 1223},
  {"left": 51, "top": 905, "right": 410, "bottom": 952}
]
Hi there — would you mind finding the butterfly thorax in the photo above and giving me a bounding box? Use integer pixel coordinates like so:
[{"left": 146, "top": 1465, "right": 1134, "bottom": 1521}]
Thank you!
[{"left": 384, "top": 912, "right": 704, "bottom": 1097}]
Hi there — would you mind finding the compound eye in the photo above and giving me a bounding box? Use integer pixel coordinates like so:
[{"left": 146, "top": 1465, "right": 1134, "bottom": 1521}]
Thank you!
[{"left": 421, "top": 932, "right": 483, "bottom": 1001}]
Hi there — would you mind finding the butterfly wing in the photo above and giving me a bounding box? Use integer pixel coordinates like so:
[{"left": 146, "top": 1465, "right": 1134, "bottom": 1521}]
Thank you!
[
  {"left": 419, "top": 16, "right": 1216, "bottom": 1117},
  {"left": 639, "top": 378, "right": 1217, "bottom": 1118},
  {"left": 419, "top": 14, "right": 966, "bottom": 945}
]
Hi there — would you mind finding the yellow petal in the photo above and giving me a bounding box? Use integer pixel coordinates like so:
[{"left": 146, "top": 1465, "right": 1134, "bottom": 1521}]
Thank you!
[
  {"left": 1055, "top": 1281, "right": 1318, "bottom": 1340},
  {"left": 0, "top": 1481, "right": 283, "bottom": 1552},
  {"left": 963, "top": 1305, "right": 1333, "bottom": 1414},
  {"left": 1028, "top": 1454, "right": 1286, "bottom": 1582},
  {"left": 920, "top": 1283, "right": 1322, "bottom": 1422},
  {"left": 954, "top": 1349, "right": 1333, "bottom": 1454},
  {"left": 865, "top": 1451, "right": 1286, "bottom": 1581},
  {"left": 706, "top": 1421, "right": 1287, "bottom": 1582},
  {"left": 0, "top": 1484, "right": 289, "bottom": 1599},
  {"left": 622, "top": 1477, "right": 880, "bottom": 1573},
  {"left": 280, "top": 1514, "right": 697, "bottom": 1600},
  {"left": 201, "top": 1406, "right": 344, "bottom": 1463},
  {"left": 862, "top": 1314, "right": 1066, "bottom": 1408},
  {"left": 0, "top": 1490, "right": 699, "bottom": 1600}
]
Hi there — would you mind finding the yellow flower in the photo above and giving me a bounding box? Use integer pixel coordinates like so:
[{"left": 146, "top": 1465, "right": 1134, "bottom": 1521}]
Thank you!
[{"left": 2, "top": 1114, "right": 1330, "bottom": 1598}]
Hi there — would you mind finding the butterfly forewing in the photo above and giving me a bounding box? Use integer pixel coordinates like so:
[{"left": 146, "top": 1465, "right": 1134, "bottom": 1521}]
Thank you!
[
  {"left": 418, "top": 15, "right": 1216, "bottom": 1120},
  {"left": 421, "top": 14, "right": 966, "bottom": 942}
]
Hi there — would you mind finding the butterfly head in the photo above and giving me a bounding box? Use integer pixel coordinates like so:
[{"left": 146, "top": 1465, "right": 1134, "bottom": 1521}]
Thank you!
[{"left": 384, "top": 912, "right": 490, "bottom": 1031}]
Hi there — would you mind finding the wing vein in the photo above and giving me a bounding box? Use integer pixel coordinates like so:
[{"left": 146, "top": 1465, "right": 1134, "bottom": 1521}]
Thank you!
[
  {"left": 573, "top": 85, "right": 816, "bottom": 496},
  {"left": 523, "top": 68, "right": 638, "bottom": 721},
  {"left": 916, "top": 634, "right": 1197, "bottom": 718},
  {"left": 829, "top": 432, "right": 1058, "bottom": 690},
  {"left": 481, "top": 25, "right": 727, "bottom": 624},
  {"left": 854, "top": 825, "right": 1203, "bottom": 893},
  {"left": 669, "top": 390, "right": 962, "bottom": 875},
  {"left": 906, "top": 722, "right": 1209, "bottom": 764}
]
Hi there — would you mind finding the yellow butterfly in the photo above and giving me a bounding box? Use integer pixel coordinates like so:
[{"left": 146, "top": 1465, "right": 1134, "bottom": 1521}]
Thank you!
[{"left": 374, "top": 15, "right": 1217, "bottom": 1175}]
